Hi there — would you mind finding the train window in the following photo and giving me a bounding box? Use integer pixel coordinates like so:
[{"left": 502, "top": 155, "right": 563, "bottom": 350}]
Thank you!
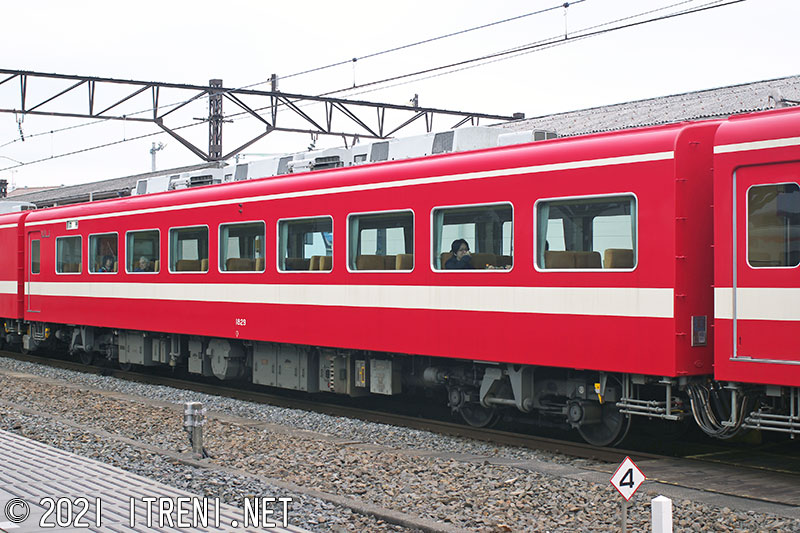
[
  {"left": 348, "top": 211, "right": 414, "bottom": 271},
  {"left": 219, "top": 221, "right": 266, "bottom": 272},
  {"left": 89, "top": 233, "right": 118, "bottom": 274},
  {"left": 31, "top": 240, "right": 40, "bottom": 274},
  {"left": 535, "top": 195, "right": 636, "bottom": 270},
  {"left": 169, "top": 226, "right": 209, "bottom": 273},
  {"left": 278, "top": 216, "right": 333, "bottom": 272},
  {"left": 432, "top": 203, "right": 513, "bottom": 270},
  {"left": 56, "top": 236, "right": 82, "bottom": 274},
  {"left": 126, "top": 229, "right": 160, "bottom": 273},
  {"left": 747, "top": 183, "right": 800, "bottom": 268}
]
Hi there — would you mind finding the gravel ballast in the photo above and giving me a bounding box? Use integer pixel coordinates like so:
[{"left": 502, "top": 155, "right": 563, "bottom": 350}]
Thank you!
[{"left": 1, "top": 356, "right": 799, "bottom": 532}]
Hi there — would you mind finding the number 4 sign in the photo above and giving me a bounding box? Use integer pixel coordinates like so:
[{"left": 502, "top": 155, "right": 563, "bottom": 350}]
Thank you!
[{"left": 610, "top": 456, "right": 646, "bottom": 501}]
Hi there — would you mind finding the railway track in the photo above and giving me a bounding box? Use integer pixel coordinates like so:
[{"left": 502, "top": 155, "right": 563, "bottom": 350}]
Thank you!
[
  {"left": 0, "top": 349, "right": 634, "bottom": 462},
  {"left": 3, "top": 349, "right": 800, "bottom": 509}
]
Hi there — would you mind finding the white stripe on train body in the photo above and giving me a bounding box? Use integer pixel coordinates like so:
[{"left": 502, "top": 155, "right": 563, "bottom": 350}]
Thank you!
[
  {"left": 28, "top": 282, "right": 674, "bottom": 319},
  {"left": 715, "top": 287, "right": 800, "bottom": 321},
  {"left": 714, "top": 135, "right": 800, "bottom": 154},
  {"left": 0, "top": 281, "right": 17, "bottom": 295}
]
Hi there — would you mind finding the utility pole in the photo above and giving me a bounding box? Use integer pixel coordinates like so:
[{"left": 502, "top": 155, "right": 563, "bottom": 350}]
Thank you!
[
  {"left": 150, "top": 142, "right": 165, "bottom": 171},
  {"left": 270, "top": 74, "right": 278, "bottom": 125},
  {"left": 209, "top": 79, "right": 223, "bottom": 161}
]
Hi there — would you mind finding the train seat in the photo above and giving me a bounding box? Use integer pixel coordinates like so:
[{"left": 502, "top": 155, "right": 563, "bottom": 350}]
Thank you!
[
  {"left": 309, "top": 256, "right": 321, "bottom": 270},
  {"left": 284, "top": 257, "right": 310, "bottom": 271},
  {"left": 319, "top": 255, "right": 332, "bottom": 271},
  {"left": 544, "top": 251, "right": 574, "bottom": 268},
  {"left": 226, "top": 258, "right": 255, "bottom": 271},
  {"left": 574, "top": 251, "right": 602, "bottom": 269},
  {"left": 544, "top": 250, "right": 602, "bottom": 269},
  {"left": 469, "top": 253, "right": 496, "bottom": 269},
  {"left": 356, "top": 255, "right": 386, "bottom": 270},
  {"left": 176, "top": 259, "right": 201, "bottom": 271},
  {"left": 61, "top": 262, "right": 81, "bottom": 273},
  {"left": 603, "top": 248, "right": 634, "bottom": 269},
  {"left": 395, "top": 253, "right": 414, "bottom": 270}
]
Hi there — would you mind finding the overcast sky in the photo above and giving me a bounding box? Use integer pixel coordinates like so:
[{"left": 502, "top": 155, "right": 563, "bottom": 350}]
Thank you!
[{"left": 0, "top": 0, "right": 797, "bottom": 189}]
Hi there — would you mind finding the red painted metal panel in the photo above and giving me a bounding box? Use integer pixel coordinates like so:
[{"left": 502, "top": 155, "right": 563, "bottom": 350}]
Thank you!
[
  {"left": 0, "top": 212, "right": 26, "bottom": 320},
  {"left": 714, "top": 107, "right": 800, "bottom": 386},
  {"left": 18, "top": 121, "right": 720, "bottom": 378}
]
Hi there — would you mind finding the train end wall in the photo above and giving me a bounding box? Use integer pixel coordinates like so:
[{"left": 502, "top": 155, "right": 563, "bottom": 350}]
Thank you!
[
  {"left": 0, "top": 212, "right": 27, "bottom": 320},
  {"left": 670, "top": 122, "right": 720, "bottom": 377}
]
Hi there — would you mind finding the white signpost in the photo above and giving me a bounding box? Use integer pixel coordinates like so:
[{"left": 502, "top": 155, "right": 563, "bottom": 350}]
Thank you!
[{"left": 610, "top": 456, "right": 646, "bottom": 532}]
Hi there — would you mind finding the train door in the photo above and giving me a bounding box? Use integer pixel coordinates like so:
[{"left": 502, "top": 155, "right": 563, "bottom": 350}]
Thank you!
[
  {"left": 27, "top": 230, "right": 41, "bottom": 313},
  {"left": 734, "top": 162, "right": 800, "bottom": 363}
]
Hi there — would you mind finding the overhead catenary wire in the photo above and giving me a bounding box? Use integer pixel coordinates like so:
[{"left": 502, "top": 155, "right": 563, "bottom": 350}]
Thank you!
[
  {"left": 0, "top": 0, "right": 730, "bottom": 164},
  {"left": 317, "top": 0, "right": 744, "bottom": 98},
  {"left": 143, "top": 0, "right": 744, "bottom": 130},
  {"left": 217, "top": 1, "right": 742, "bottom": 127},
  {"left": 328, "top": 0, "right": 723, "bottom": 101},
  {"left": 0, "top": 0, "right": 584, "bottom": 151},
  {"left": 240, "top": 1, "right": 588, "bottom": 88},
  {"left": 0, "top": 0, "right": 747, "bottom": 172}
]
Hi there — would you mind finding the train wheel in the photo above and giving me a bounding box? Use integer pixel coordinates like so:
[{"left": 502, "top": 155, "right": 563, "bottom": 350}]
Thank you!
[
  {"left": 78, "top": 351, "right": 94, "bottom": 365},
  {"left": 576, "top": 403, "right": 631, "bottom": 447},
  {"left": 118, "top": 361, "right": 132, "bottom": 371},
  {"left": 459, "top": 404, "right": 500, "bottom": 428}
]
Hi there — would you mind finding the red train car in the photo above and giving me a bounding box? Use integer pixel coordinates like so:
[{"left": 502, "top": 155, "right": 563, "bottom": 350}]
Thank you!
[
  {"left": 3, "top": 107, "right": 799, "bottom": 444},
  {"left": 712, "top": 107, "right": 800, "bottom": 436},
  {"left": 0, "top": 212, "right": 28, "bottom": 348}
]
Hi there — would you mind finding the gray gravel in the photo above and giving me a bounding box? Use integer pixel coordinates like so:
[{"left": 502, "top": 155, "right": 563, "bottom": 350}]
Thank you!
[
  {"left": 0, "top": 357, "right": 566, "bottom": 463},
  {"left": 1, "top": 356, "right": 800, "bottom": 532},
  {"left": 0, "top": 407, "right": 411, "bottom": 532}
]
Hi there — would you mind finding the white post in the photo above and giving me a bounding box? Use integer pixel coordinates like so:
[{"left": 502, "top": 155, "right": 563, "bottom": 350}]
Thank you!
[
  {"left": 651, "top": 495, "right": 673, "bottom": 533},
  {"left": 620, "top": 500, "right": 628, "bottom": 532}
]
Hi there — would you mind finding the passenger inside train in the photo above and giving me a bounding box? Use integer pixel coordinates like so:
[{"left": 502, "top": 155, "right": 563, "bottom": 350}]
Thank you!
[
  {"left": 445, "top": 239, "right": 473, "bottom": 269},
  {"left": 99, "top": 256, "right": 116, "bottom": 273},
  {"left": 135, "top": 256, "right": 152, "bottom": 272}
]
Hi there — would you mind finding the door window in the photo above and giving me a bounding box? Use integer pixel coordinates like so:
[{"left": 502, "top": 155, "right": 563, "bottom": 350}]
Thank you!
[{"left": 747, "top": 183, "right": 800, "bottom": 268}]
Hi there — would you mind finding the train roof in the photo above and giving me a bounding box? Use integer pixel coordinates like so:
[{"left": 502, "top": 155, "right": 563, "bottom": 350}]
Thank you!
[
  {"left": 23, "top": 120, "right": 695, "bottom": 226},
  {"left": 0, "top": 210, "right": 29, "bottom": 226},
  {"left": 713, "top": 105, "right": 800, "bottom": 148}
]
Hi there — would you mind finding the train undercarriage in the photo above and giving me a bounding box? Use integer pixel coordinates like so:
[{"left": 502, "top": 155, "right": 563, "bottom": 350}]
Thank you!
[{"left": 5, "top": 319, "right": 800, "bottom": 446}]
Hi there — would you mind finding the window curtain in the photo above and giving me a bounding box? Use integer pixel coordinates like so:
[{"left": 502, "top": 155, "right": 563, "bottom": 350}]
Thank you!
[
  {"left": 432, "top": 209, "right": 444, "bottom": 269},
  {"left": 349, "top": 217, "right": 360, "bottom": 269},
  {"left": 536, "top": 203, "right": 549, "bottom": 268},
  {"left": 279, "top": 222, "right": 290, "bottom": 269}
]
